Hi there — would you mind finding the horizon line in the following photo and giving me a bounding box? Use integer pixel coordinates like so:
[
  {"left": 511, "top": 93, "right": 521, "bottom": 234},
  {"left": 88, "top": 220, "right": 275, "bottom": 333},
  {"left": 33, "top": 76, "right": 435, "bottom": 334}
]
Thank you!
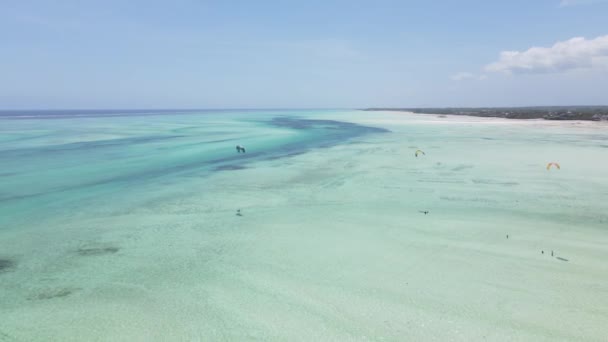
[{"left": 1, "top": 105, "right": 608, "bottom": 112}]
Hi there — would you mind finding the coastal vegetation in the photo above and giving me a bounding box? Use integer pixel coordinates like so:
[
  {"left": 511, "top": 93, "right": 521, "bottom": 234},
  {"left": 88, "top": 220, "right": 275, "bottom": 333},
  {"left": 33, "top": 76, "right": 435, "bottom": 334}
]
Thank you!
[{"left": 364, "top": 106, "right": 608, "bottom": 121}]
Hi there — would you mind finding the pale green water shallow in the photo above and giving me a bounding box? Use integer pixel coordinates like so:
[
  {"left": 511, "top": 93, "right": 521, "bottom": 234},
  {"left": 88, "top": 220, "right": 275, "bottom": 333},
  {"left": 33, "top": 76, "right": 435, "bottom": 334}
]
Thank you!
[{"left": 1, "top": 110, "right": 607, "bottom": 341}]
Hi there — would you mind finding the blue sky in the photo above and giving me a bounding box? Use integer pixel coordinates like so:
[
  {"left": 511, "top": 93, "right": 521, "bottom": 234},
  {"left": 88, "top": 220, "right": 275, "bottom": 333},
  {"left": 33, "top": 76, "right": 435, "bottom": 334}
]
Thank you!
[{"left": 1, "top": 0, "right": 607, "bottom": 109}]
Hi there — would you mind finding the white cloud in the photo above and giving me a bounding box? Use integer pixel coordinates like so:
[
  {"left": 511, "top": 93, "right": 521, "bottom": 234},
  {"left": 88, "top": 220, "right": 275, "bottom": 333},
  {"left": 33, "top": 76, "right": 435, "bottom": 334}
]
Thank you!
[
  {"left": 450, "top": 72, "right": 487, "bottom": 81},
  {"left": 485, "top": 35, "right": 608, "bottom": 74},
  {"left": 450, "top": 72, "right": 475, "bottom": 81}
]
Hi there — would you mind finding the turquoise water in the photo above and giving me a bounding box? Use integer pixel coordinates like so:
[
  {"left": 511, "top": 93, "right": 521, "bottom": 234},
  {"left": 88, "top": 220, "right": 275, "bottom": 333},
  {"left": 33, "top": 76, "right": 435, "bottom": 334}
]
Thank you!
[
  {"left": 1, "top": 110, "right": 607, "bottom": 341},
  {"left": 0, "top": 110, "right": 384, "bottom": 227}
]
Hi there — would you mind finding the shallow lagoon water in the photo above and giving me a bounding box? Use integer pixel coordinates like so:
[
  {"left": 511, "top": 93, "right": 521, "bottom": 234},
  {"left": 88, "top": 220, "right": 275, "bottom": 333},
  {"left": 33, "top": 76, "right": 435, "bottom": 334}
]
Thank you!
[{"left": 1, "top": 110, "right": 607, "bottom": 341}]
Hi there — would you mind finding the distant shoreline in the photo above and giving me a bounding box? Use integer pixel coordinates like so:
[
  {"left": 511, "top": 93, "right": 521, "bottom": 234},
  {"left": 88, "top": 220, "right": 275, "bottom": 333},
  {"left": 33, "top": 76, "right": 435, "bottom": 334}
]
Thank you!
[{"left": 363, "top": 107, "right": 608, "bottom": 121}]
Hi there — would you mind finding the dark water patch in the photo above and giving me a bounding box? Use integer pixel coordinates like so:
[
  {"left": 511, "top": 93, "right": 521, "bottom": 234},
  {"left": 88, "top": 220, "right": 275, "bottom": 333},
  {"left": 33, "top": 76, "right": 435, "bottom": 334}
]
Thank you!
[
  {"left": 0, "top": 135, "right": 187, "bottom": 159},
  {"left": 266, "top": 150, "right": 307, "bottom": 161},
  {"left": 418, "top": 179, "right": 467, "bottom": 184},
  {"left": 174, "top": 137, "right": 241, "bottom": 146},
  {"left": 269, "top": 117, "right": 389, "bottom": 134},
  {"left": 271, "top": 117, "right": 339, "bottom": 130},
  {"left": 1, "top": 116, "right": 390, "bottom": 205},
  {"left": 537, "top": 194, "right": 576, "bottom": 200},
  {"left": 214, "top": 164, "right": 248, "bottom": 171},
  {"left": 472, "top": 179, "right": 519, "bottom": 186},
  {"left": 345, "top": 140, "right": 384, "bottom": 145},
  {"left": 0, "top": 152, "right": 266, "bottom": 203},
  {"left": 0, "top": 109, "right": 213, "bottom": 120},
  {"left": 28, "top": 287, "right": 79, "bottom": 300},
  {"left": 481, "top": 137, "right": 495, "bottom": 140},
  {"left": 0, "top": 259, "right": 16, "bottom": 273},
  {"left": 170, "top": 127, "right": 236, "bottom": 135},
  {"left": 440, "top": 196, "right": 498, "bottom": 203},
  {"left": 451, "top": 164, "right": 474, "bottom": 171},
  {"left": 243, "top": 117, "right": 388, "bottom": 163},
  {"left": 0, "top": 330, "right": 18, "bottom": 341},
  {"left": 77, "top": 246, "right": 120, "bottom": 256},
  {"left": 0, "top": 192, "right": 48, "bottom": 203},
  {"left": 12, "top": 118, "right": 384, "bottom": 170},
  {"left": 156, "top": 136, "right": 247, "bottom": 151}
]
